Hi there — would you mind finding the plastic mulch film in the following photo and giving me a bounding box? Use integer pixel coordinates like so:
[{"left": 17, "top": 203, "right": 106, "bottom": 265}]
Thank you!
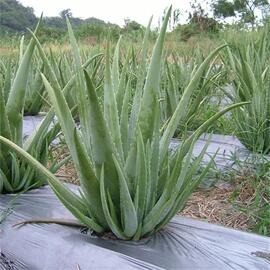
[
  {"left": 1, "top": 184, "right": 270, "bottom": 270},
  {"left": 23, "top": 116, "right": 264, "bottom": 170},
  {"left": 22, "top": 115, "right": 46, "bottom": 140},
  {"left": 170, "top": 133, "right": 270, "bottom": 170}
]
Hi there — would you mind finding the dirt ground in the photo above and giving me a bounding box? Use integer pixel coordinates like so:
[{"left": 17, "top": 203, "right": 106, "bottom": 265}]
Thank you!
[{"left": 181, "top": 185, "right": 251, "bottom": 231}]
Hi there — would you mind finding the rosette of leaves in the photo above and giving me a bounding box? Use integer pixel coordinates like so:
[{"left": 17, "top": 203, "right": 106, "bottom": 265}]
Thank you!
[{"left": 0, "top": 8, "right": 246, "bottom": 239}]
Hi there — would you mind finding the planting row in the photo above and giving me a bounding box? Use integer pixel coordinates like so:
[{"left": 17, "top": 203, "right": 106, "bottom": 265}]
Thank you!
[{"left": 0, "top": 9, "right": 269, "bottom": 239}]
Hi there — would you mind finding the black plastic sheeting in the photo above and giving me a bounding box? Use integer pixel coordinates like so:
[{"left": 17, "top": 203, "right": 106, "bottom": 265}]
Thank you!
[
  {"left": 22, "top": 115, "right": 251, "bottom": 170},
  {"left": 23, "top": 115, "right": 270, "bottom": 170},
  {"left": 170, "top": 133, "right": 261, "bottom": 170},
  {"left": 1, "top": 184, "right": 269, "bottom": 270}
]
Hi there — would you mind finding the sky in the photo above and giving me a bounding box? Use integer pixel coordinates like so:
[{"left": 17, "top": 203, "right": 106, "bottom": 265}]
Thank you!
[{"left": 19, "top": 0, "right": 197, "bottom": 27}]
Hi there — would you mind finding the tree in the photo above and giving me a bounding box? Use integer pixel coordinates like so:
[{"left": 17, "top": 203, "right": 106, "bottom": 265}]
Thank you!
[
  {"left": 59, "top": 8, "right": 72, "bottom": 19},
  {"left": 174, "top": 1, "right": 219, "bottom": 41},
  {"left": 188, "top": 1, "right": 219, "bottom": 32},
  {"left": 0, "top": 0, "right": 37, "bottom": 32},
  {"left": 212, "top": 0, "right": 270, "bottom": 26},
  {"left": 123, "top": 18, "right": 142, "bottom": 31}
]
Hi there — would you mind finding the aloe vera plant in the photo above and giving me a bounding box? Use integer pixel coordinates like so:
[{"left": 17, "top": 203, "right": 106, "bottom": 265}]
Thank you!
[
  {"left": 1, "top": 38, "right": 46, "bottom": 116},
  {"left": 224, "top": 29, "right": 270, "bottom": 154},
  {"left": 0, "top": 18, "right": 63, "bottom": 193},
  {"left": 0, "top": 8, "right": 247, "bottom": 239},
  {"left": 24, "top": 63, "right": 46, "bottom": 116},
  {"left": 161, "top": 49, "right": 224, "bottom": 131}
]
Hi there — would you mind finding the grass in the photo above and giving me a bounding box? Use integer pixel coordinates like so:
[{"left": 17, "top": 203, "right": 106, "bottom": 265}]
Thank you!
[
  {"left": 187, "top": 104, "right": 234, "bottom": 135},
  {"left": 227, "top": 157, "right": 270, "bottom": 235}
]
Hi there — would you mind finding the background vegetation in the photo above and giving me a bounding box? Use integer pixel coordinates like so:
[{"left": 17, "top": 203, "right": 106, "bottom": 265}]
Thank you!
[{"left": 1, "top": 0, "right": 269, "bottom": 46}]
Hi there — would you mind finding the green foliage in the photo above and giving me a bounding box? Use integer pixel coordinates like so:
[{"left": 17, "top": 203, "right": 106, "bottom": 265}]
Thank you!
[
  {"left": 123, "top": 19, "right": 143, "bottom": 32},
  {"left": 0, "top": 19, "right": 62, "bottom": 193},
  {"left": 37, "top": 26, "right": 66, "bottom": 43},
  {"left": 76, "top": 23, "right": 120, "bottom": 42},
  {"left": 0, "top": 0, "right": 37, "bottom": 32},
  {"left": 0, "top": 0, "right": 120, "bottom": 43},
  {"left": 174, "top": 24, "right": 200, "bottom": 41},
  {"left": 213, "top": 0, "right": 237, "bottom": 18},
  {"left": 220, "top": 155, "right": 270, "bottom": 236},
  {"left": 174, "top": 2, "right": 219, "bottom": 41},
  {"left": 59, "top": 9, "right": 72, "bottom": 19},
  {"left": 223, "top": 26, "right": 270, "bottom": 153},
  {"left": 161, "top": 49, "right": 224, "bottom": 132},
  {"left": 213, "top": 0, "right": 270, "bottom": 25},
  {"left": 187, "top": 104, "right": 234, "bottom": 134}
]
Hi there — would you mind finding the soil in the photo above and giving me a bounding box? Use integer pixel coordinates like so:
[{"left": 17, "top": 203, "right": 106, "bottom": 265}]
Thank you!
[{"left": 181, "top": 185, "right": 252, "bottom": 231}]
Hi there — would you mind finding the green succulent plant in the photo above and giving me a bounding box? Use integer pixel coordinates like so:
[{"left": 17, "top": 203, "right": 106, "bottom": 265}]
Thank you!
[
  {"left": 0, "top": 17, "right": 63, "bottom": 193},
  {"left": 224, "top": 27, "right": 270, "bottom": 154}
]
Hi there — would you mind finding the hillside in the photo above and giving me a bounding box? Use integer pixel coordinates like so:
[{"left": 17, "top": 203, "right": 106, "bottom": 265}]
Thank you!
[
  {"left": 0, "top": 0, "right": 119, "bottom": 35},
  {"left": 0, "top": 0, "right": 37, "bottom": 33}
]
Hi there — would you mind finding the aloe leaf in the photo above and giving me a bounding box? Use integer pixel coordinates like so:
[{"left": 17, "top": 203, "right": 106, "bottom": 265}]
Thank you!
[
  {"left": 160, "top": 44, "right": 228, "bottom": 166},
  {"left": 24, "top": 50, "right": 102, "bottom": 152},
  {"left": 124, "top": 8, "right": 171, "bottom": 181},
  {"left": 23, "top": 30, "right": 63, "bottom": 152},
  {"left": 18, "top": 163, "right": 35, "bottom": 191},
  {"left": 41, "top": 74, "right": 77, "bottom": 157},
  {"left": 137, "top": 7, "right": 171, "bottom": 142},
  {"left": 0, "top": 168, "right": 13, "bottom": 193},
  {"left": 120, "top": 75, "right": 132, "bottom": 159},
  {"left": 73, "top": 129, "right": 107, "bottom": 225},
  {"left": 19, "top": 35, "right": 25, "bottom": 64},
  {"left": 158, "top": 151, "right": 217, "bottom": 232},
  {"left": 3, "top": 60, "right": 11, "bottom": 102},
  {"left": 145, "top": 103, "right": 160, "bottom": 214},
  {"left": 0, "top": 87, "right": 11, "bottom": 140},
  {"left": 10, "top": 153, "right": 21, "bottom": 189},
  {"left": 106, "top": 191, "right": 121, "bottom": 229},
  {"left": 6, "top": 17, "right": 42, "bottom": 146},
  {"left": 84, "top": 70, "right": 119, "bottom": 203},
  {"left": 41, "top": 74, "right": 107, "bottom": 221},
  {"left": 128, "top": 16, "right": 153, "bottom": 143},
  {"left": 165, "top": 62, "right": 178, "bottom": 116},
  {"left": 100, "top": 165, "right": 128, "bottom": 239},
  {"left": 66, "top": 18, "right": 93, "bottom": 153},
  {"left": 27, "top": 29, "right": 62, "bottom": 93},
  {"left": 0, "top": 135, "right": 87, "bottom": 214},
  {"left": 137, "top": 16, "right": 153, "bottom": 90},
  {"left": 134, "top": 128, "right": 147, "bottom": 223},
  {"left": 112, "top": 155, "right": 138, "bottom": 238},
  {"left": 142, "top": 139, "right": 195, "bottom": 232},
  {"left": 104, "top": 44, "right": 124, "bottom": 162},
  {"left": 112, "top": 36, "right": 122, "bottom": 92},
  {"left": 116, "top": 49, "right": 130, "bottom": 114},
  {"left": 181, "top": 102, "right": 249, "bottom": 155}
]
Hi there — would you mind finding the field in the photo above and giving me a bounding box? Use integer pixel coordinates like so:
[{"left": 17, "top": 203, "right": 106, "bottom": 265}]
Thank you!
[{"left": 0, "top": 9, "right": 270, "bottom": 242}]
